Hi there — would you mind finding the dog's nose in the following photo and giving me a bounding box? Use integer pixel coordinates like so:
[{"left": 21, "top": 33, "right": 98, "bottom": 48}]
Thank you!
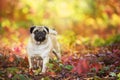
[{"left": 35, "top": 36, "right": 40, "bottom": 41}]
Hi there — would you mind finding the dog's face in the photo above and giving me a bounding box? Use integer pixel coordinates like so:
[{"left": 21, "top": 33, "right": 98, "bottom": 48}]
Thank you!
[{"left": 30, "top": 26, "right": 49, "bottom": 44}]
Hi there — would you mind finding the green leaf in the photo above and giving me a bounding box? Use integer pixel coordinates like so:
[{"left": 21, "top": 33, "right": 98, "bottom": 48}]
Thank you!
[
  {"left": 93, "top": 76, "right": 102, "bottom": 80},
  {"left": 6, "top": 67, "right": 19, "bottom": 75},
  {"left": 90, "top": 68, "right": 97, "bottom": 72},
  {"left": 64, "top": 65, "right": 73, "bottom": 71},
  {"left": 41, "top": 76, "right": 50, "bottom": 80},
  {"left": 48, "top": 63, "right": 54, "bottom": 69},
  {"left": 34, "top": 68, "right": 41, "bottom": 75},
  {"left": 117, "top": 73, "right": 120, "bottom": 78},
  {"left": 104, "top": 66, "right": 110, "bottom": 71},
  {"left": 12, "top": 74, "right": 30, "bottom": 80},
  {"left": 109, "top": 72, "right": 116, "bottom": 77}
]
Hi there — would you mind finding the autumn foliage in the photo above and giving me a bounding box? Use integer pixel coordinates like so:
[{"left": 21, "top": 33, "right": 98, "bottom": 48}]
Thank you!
[{"left": 0, "top": 0, "right": 120, "bottom": 79}]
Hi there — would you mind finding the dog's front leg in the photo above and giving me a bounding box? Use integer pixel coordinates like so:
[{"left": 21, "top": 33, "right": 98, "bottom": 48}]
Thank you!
[
  {"left": 41, "top": 57, "right": 49, "bottom": 73},
  {"left": 28, "top": 56, "right": 33, "bottom": 69}
]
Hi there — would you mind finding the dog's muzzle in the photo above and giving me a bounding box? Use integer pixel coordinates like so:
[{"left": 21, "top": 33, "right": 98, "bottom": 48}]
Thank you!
[{"left": 34, "top": 31, "right": 46, "bottom": 42}]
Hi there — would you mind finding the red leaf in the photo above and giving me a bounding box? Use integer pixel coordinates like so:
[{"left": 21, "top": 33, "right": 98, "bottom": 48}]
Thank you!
[
  {"left": 9, "top": 56, "right": 14, "bottom": 62},
  {"left": 13, "top": 47, "right": 21, "bottom": 53},
  {"left": 47, "top": 71, "right": 56, "bottom": 77},
  {"left": 72, "top": 59, "right": 90, "bottom": 74},
  {"left": 90, "top": 63, "right": 102, "bottom": 72}
]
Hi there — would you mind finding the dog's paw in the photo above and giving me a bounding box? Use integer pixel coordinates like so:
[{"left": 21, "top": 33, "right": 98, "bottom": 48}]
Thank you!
[
  {"left": 38, "top": 72, "right": 46, "bottom": 75},
  {"left": 28, "top": 68, "right": 34, "bottom": 75}
]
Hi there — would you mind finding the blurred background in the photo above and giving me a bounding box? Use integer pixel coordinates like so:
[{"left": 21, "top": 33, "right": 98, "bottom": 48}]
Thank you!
[{"left": 0, "top": 0, "right": 120, "bottom": 53}]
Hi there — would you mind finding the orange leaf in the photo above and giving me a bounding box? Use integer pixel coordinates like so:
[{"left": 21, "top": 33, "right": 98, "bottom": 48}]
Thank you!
[{"left": 9, "top": 56, "right": 14, "bottom": 62}]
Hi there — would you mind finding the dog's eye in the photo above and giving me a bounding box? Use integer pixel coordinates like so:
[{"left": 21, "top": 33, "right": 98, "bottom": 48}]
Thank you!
[
  {"left": 43, "top": 30, "right": 46, "bottom": 34},
  {"left": 36, "top": 30, "right": 39, "bottom": 32},
  {"left": 34, "top": 30, "right": 39, "bottom": 33}
]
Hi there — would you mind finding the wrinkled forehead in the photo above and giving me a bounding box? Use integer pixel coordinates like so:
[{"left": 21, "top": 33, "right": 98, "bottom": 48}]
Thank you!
[{"left": 33, "top": 26, "right": 44, "bottom": 32}]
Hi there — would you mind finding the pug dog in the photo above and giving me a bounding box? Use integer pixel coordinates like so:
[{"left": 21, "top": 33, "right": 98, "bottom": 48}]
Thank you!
[{"left": 27, "top": 26, "right": 61, "bottom": 73}]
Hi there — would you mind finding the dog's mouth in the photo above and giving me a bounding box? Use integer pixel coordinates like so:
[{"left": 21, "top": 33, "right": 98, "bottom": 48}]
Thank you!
[{"left": 35, "top": 41, "right": 41, "bottom": 45}]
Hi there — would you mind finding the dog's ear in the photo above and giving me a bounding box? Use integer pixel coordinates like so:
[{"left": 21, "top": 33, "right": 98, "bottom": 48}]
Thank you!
[
  {"left": 44, "top": 26, "right": 49, "bottom": 33},
  {"left": 30, "top": 26, "right": 36, "bottom": 33}
]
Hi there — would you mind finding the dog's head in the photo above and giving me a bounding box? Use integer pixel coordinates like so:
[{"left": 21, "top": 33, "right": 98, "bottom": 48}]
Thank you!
[{"left": 30, "top": 26, "right": 49, "bottom": 44}]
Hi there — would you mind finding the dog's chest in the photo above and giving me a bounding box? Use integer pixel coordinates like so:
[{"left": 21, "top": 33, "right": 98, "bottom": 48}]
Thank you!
[{"left": 27, "top": 38, "right": 52, "bottom": 58}]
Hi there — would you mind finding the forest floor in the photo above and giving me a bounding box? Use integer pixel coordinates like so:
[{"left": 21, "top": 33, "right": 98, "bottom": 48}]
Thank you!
[{"left": 0, "top": 42, "right": 120, "bottom": 80}]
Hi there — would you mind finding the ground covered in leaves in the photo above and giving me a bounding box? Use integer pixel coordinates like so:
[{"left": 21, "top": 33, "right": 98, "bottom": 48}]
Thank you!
[
  {"left": 1, "top": 0, "right": 120, "bottom": 79},
  {"left": 0, "top": 42, "right": 120, "bottom": 80}
]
